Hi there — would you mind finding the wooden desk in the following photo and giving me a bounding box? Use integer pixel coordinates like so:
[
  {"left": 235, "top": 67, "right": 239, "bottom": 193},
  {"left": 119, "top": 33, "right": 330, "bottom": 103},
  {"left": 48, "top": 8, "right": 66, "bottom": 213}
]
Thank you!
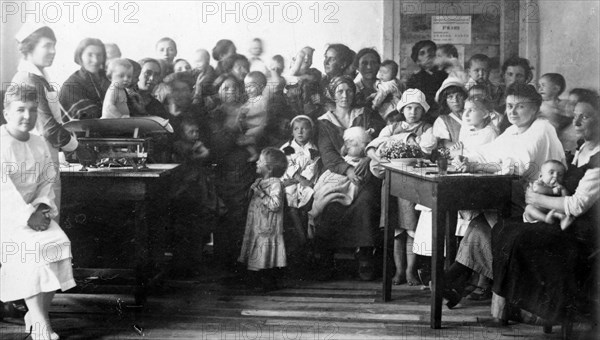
[
  {"left": 380, "top": 163, "right": 516, "bottom": 329},
  {"left": 60, "top": 164, "right": 181, "bottom": 304}
]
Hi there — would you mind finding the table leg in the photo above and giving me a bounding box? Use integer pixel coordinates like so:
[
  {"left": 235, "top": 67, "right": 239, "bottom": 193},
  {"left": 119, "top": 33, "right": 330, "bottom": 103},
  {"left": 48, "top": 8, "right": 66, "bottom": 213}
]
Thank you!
[
  {"left": 445, "top": 210, "right": 458, "bottom": 271},
  {"left": 431, "top": 205, "right": 445, "bottom": 329},
  {"left": 381, "top": 171, "right": 393, "bottom": 302},
  {"left": 134, "top": 201, "right": 149, "bottom": 306}
]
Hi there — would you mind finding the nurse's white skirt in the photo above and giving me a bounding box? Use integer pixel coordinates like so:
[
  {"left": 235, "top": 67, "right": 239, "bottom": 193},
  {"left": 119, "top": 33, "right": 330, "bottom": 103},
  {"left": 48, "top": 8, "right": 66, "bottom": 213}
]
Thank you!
[{"left": 0, "top": 259, "right": 75, "bottom": 301}]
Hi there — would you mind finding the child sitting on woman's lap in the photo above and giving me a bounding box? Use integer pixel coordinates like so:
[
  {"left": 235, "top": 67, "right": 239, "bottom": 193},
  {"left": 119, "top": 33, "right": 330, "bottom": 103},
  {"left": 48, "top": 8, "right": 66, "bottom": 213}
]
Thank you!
[
  {"left": 524, "top": 160, "right": 571, "bottom": 229},
  {"left": 309, "top": 126, "right": 370, "bottom": 235}
]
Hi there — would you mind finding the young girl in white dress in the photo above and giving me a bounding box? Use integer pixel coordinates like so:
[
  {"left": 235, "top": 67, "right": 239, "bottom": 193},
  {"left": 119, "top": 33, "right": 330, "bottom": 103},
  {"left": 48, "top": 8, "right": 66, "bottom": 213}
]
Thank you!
[
  {"left": 1, "top": 85, "right": 75, "bottom": 340},
  {"left": 238, "top": 147, "right": 288, "bottom": 290},
  {"left": 413, "top": 95, "right": 498, "bottom": 296},
  {"left": 280, "top": 115, "right": 320, "bottom": 244}
]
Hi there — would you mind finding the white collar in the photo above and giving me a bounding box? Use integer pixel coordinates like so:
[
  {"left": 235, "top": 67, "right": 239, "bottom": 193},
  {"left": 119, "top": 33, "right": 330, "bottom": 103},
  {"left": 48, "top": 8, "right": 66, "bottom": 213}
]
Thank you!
[
  {"left": 505, "top": 118, "right": 540, "bottom": 136},
  {"left": 573, "top": 141, "right": 600, "bottom": 166},
  {"left": 290, "top": 139, "right": 316, "bottom": 151},
  {"left": 17, "top": 59, "right": 49, "bottom": 79},
  {"left": 318, "top": 108, "right": 364, "bottom": 129}
]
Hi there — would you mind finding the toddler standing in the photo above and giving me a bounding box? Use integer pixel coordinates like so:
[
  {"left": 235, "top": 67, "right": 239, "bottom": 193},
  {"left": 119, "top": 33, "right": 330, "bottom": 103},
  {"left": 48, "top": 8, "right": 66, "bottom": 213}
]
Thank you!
[
  {"left": 280, "top": 115, "right": 320, "bottom": 245},
  {"left": 238, "top": 147, "right": 288, "bottom": 290},
  {"left": 1, "top": 86, "right": 76, "bottom": 340},
  {"left": 102, "top": 58, "right": 133, "bottom": 118}
]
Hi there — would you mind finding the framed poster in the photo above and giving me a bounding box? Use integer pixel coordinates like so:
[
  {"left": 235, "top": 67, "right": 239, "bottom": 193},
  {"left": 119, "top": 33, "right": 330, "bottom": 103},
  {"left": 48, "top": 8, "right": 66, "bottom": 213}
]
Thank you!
[{"left": 431, "top": 16, "right": 472, "bottom": 44}]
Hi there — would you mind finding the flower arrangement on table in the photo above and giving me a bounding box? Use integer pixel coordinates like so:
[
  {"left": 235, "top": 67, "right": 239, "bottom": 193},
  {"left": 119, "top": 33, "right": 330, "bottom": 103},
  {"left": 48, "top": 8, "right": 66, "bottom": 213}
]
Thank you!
[{"left": 378, "top": 140, "right": 423, "bottom": 165}]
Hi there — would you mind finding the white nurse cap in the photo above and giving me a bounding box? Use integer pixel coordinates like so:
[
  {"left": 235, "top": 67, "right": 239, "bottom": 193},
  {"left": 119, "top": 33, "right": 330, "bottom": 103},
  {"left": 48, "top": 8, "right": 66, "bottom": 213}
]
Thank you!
[{"left": 15, "top": 22, "right": 52, "bottom": 43}]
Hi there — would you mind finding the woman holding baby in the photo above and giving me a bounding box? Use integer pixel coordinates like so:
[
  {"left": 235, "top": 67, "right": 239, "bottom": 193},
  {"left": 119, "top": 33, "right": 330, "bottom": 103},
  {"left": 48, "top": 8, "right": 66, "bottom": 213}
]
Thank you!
[
  {"left": 314, "top": 76, "right": 385, "bottom": 281},
  {"left": 489, "top": 90, "right": 600, "bottom": 325}
]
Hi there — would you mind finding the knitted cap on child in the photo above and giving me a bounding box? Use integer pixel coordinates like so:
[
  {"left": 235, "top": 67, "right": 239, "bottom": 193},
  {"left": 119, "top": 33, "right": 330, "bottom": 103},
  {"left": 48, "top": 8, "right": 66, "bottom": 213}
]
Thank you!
[{"left": 397, "top": 88, "right": 430, "bottom": 113}]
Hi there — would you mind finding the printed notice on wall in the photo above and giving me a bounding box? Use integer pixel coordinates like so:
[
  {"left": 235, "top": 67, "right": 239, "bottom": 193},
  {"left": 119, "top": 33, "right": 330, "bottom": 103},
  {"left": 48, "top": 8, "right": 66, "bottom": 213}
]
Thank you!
[{"left": 431, "top": 16, "right": 472, "bottom": 44}]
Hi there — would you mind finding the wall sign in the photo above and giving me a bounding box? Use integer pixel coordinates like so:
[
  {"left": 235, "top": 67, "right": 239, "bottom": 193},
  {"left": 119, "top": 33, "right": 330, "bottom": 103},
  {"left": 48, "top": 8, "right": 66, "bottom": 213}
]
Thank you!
[{"left": 431, "top": 16, "right": 471, "bottom": 44}]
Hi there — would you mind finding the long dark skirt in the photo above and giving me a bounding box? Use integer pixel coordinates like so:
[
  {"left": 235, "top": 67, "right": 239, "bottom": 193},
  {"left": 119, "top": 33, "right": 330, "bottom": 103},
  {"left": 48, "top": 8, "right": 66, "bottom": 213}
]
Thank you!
[
  {"left": 315, "top": 176, "right": 382, "bottom": 249},
  {"left": 214, "top": 163, "right": 256, "bottom": 268},
  {"left": 492, "top": 217, "right": 595, "bottom": 323}
]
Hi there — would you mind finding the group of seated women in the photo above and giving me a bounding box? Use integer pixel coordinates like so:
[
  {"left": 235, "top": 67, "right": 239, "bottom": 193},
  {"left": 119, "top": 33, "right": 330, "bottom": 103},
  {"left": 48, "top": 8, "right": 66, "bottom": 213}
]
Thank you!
[{"left": 6, "top": 23, "right": 598, "bottom": 331}]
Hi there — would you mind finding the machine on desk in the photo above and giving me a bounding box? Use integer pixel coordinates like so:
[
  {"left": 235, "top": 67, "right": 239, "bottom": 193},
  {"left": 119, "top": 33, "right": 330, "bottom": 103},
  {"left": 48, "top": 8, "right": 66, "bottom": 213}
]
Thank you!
[
  {"left": 63, "top": 117, "right": 174, "bottom": 170},
  {"left": 60, "top": 117, "right": 176, "bottom": 305}
]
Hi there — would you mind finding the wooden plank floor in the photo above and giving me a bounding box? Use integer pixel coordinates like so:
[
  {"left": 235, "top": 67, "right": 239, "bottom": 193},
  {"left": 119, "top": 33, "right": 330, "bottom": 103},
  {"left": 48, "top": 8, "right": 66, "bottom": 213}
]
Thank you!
[{"left": 2, "top": 267, "right": 595, "bottom": 340}]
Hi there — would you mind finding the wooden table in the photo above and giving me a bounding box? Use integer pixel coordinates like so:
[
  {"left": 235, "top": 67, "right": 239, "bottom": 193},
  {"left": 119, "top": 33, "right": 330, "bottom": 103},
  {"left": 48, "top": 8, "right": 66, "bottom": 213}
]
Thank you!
[
  {"left": 60, "top": 164, "right": 181, "bottom": 305},
  {"left": 380, "top": 163, "right": 516, "bottom": 329}
]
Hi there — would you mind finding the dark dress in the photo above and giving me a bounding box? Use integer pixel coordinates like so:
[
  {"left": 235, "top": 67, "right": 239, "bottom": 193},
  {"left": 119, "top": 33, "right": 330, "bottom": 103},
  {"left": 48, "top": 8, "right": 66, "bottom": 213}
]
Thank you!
[
  {"left": 406, "top": 69, "right": 447, "bottom": 118},
  {"left": 208, "top": 107, "right": 257, "bottom": 267},
  {"left": 128, "top": 89, "right": 168, "bottom": 119},
  {"left": 315, "top": 108, "right": 385, "bottom": 249},
  {"left": 168, "top": 117, "right": 215, "bottom": 276},
  {"left": 492, "top": 151, "right": 599, "bottom": 323},
  {"left": 59, "top": 68, "right": 111, "bottom": 120}
]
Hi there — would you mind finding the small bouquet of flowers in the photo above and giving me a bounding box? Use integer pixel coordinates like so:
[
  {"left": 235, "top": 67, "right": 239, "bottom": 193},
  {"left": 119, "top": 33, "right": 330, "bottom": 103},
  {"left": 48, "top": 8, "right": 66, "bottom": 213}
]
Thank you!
[
  {"left": 432, "top": 146, "right": 452, "bottom": 161},
  {"left": 379, "top": 140, "right": 423, "bottom": 160},
  {"left": 431, "top": 146, "right": 452, "bottom": 174}
]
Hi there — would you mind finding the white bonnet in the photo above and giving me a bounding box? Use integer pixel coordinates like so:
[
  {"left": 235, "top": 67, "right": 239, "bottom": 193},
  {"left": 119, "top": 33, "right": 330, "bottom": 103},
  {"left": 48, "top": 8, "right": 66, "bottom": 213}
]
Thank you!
[{"left": 397, "top": 88, "right": 430, "bottom": 113}]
